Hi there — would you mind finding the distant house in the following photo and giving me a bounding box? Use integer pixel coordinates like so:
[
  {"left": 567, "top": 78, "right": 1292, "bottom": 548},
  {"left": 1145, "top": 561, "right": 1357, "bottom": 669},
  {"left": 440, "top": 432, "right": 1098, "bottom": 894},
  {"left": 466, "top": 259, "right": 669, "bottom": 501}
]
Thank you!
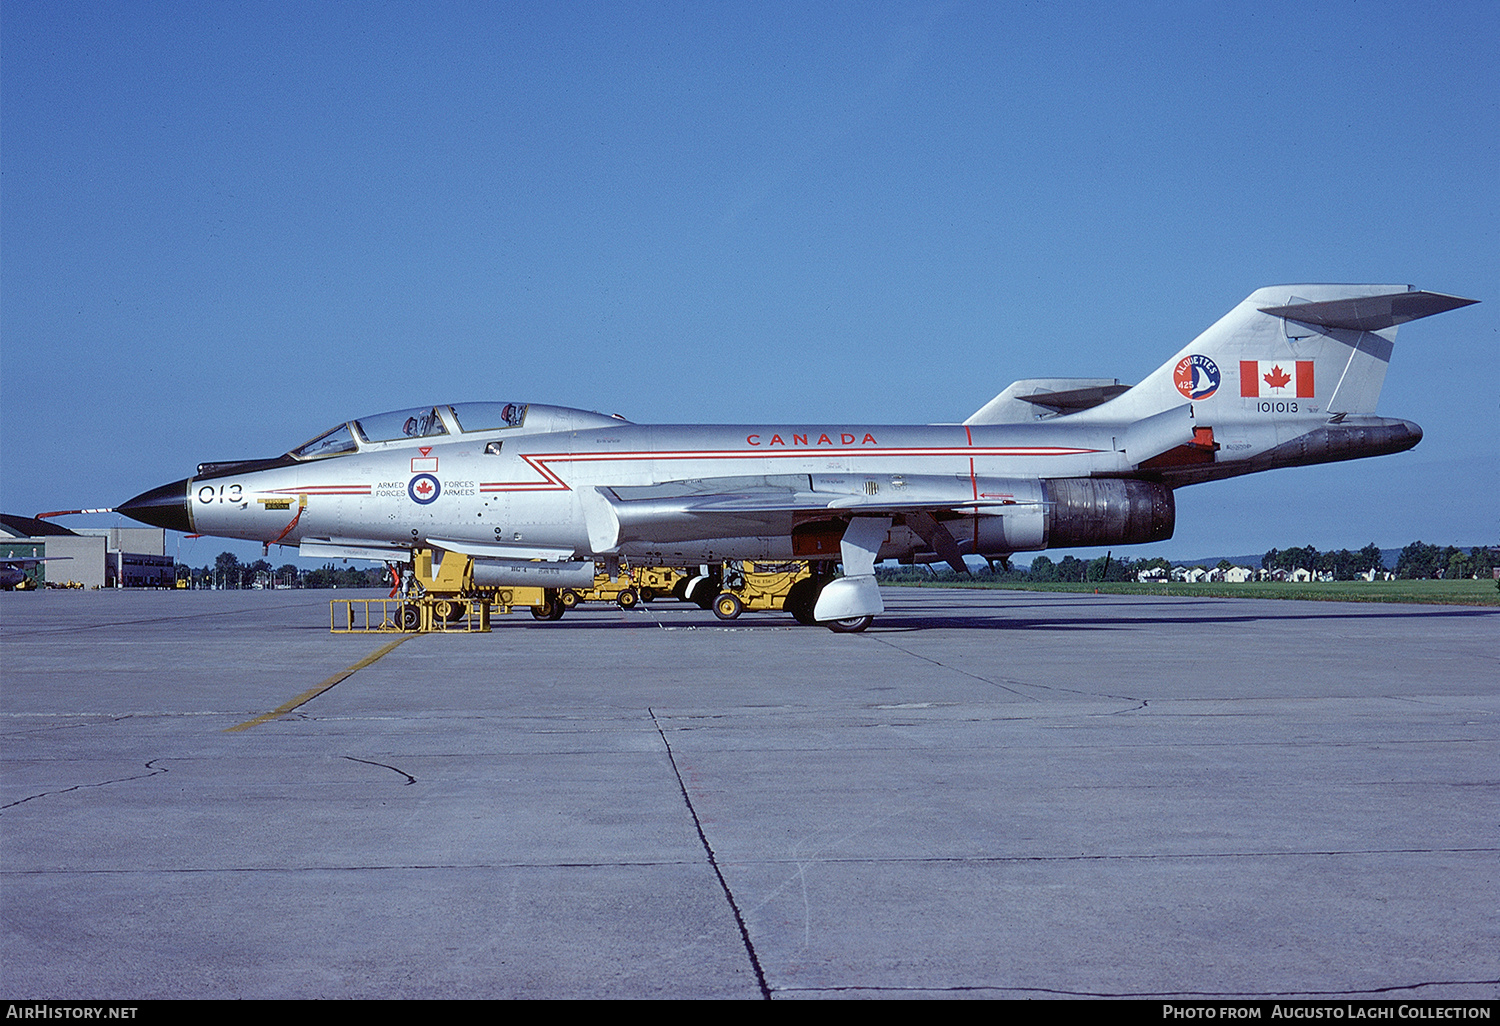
[{"left": 1225, "top": 566, "right": 1254, "bottom": 583}]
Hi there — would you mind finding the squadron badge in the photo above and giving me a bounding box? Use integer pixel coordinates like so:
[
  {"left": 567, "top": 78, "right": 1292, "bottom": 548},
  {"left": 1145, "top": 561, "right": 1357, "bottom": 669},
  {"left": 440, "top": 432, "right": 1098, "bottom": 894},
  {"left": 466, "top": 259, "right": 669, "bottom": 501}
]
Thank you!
[{"left": 1173, "top": 354, "right": 1221, "bottom": 400}]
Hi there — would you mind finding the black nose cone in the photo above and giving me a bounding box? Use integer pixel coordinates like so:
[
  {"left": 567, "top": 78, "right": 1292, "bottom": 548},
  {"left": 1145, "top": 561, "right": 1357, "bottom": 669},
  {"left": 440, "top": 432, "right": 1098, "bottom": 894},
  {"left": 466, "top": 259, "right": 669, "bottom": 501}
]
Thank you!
[{"left": 118, "top": 479, "right": 193, "bottom": 533}]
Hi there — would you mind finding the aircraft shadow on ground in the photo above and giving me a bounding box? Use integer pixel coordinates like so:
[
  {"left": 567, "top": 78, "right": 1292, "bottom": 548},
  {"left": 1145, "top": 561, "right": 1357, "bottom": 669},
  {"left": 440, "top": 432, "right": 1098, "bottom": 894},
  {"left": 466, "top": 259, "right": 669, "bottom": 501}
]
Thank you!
[
  {"left": 868, "top": 602, "right": 1500, "bottom": 633},
  {"left": 345, "top": 602, "right": 1500, "bottom": 635}
]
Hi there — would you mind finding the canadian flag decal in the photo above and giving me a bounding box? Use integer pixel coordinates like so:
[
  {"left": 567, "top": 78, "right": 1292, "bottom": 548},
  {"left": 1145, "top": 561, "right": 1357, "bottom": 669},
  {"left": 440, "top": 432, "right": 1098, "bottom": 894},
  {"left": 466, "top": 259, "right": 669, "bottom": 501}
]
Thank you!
[{"left": 1241, "top": 360, "right": 1313, "bottom": 398}]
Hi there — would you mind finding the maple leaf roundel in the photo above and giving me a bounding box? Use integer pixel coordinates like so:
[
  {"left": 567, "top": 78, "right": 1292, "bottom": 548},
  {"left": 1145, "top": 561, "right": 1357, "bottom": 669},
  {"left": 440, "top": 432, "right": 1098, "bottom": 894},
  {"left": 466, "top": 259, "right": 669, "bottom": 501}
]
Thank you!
[{"left": 408, "top": 474, "right": 442, "bottom": 505}]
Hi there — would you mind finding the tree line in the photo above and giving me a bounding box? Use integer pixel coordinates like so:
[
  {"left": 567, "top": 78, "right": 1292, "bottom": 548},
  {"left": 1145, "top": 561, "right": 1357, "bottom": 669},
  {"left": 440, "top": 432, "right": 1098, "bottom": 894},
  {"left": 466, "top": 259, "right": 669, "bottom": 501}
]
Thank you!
[
  {"left": 1264, "top": 542, "right": 1497, "bottom": 580},
  {"left": 876, "top": 541, "right": 1497, "bottom": 584},
  {"left": 1384, "top": 542, "right": 1496, "bottom": 581},
  {"left": 175, "top": 553, "right": 390, "bottom": 589}
]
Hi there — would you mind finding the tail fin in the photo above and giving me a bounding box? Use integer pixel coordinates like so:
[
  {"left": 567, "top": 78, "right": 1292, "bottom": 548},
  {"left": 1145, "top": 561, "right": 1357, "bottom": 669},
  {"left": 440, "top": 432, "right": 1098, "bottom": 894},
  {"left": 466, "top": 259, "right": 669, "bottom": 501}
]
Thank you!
[{"left": 1077, "top": 284, "right": 1475, "bottom": 424}]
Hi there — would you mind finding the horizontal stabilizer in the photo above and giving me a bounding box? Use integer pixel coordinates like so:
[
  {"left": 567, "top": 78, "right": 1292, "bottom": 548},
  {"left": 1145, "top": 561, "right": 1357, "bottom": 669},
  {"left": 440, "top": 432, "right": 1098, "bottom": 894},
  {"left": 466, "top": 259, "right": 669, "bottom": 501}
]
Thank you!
[
  {"left": 1259, "top": 290, "right": 1477, "bottom": 332},
  {"left": 966, "top": 378, "right": 1130, "bottom": 425},
  {"left": 1015, "top": 383, "right": 1133, "bottom": 412}
]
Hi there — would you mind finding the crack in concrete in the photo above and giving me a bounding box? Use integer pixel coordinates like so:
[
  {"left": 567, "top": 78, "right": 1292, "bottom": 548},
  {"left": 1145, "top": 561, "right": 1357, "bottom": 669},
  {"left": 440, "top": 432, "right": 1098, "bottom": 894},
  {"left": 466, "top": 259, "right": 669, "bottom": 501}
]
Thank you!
[
  {"left": 867, "top": 633, "right": 1145, "bottom": 702},
  {"left": 5, "top": 603, "right": 318, "bottom": 637},
  {"left": 650, "top": 707, "right": 771, "bottom": 1000},
  {"left": 745, "top": 845, "right": 1500, "bottom": 865},
  {"left": 7, "top": 846, "right": 1491, "bottom": 875},
  {"left": 342, "top": 755, "right": 416, "bottom": 785},
  {"left": 1, "top": 758, "right": 168, "bottom": 811}
]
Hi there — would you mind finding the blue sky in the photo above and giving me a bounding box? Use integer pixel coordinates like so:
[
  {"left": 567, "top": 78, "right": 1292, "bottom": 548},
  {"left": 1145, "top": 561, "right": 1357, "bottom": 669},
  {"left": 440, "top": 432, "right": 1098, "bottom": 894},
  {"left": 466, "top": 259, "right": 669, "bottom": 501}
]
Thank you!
[{"left": 3, "top": 0, "right": 1495, "bottom": 567}]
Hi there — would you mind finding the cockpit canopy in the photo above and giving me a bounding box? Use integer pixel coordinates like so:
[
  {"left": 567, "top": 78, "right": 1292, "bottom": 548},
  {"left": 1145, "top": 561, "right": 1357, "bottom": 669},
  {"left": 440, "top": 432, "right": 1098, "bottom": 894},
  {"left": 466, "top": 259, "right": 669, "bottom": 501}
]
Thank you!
[{"left": 287, "top": 402, "right": 625, "bottom": 461}]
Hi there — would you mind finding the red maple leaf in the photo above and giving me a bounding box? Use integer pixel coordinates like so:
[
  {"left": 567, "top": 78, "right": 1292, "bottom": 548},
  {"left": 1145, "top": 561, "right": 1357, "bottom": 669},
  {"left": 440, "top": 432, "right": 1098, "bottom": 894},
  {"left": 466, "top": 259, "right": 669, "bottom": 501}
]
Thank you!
[
  {"left": 416, "top": 480, "right": 433, "bottom": 496},
  {"left": 1263, "top": 364, "right": 1292, "bottom": 390}
]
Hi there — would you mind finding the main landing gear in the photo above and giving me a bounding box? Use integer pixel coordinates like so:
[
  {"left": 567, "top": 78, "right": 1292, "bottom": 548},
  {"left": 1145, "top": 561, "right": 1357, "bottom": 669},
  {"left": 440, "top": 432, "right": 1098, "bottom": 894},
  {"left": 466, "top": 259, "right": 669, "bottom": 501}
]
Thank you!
[
  {"left": 782, "top": 572, "right": 874, "bottom": 632},
  {"left": 792, "top": 517, "right": 889, "bottom": 632}
]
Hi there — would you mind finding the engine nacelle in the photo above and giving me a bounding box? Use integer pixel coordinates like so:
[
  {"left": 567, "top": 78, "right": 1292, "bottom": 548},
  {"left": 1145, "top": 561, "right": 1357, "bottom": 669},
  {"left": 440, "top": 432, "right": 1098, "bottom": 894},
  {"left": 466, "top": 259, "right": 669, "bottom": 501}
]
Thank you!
[
  {"left": 909, "top": 475, "right": 1173, "bottom": 557},
  {"left": 1042, "top": 478, "right": 1175, "bottom": 549}
]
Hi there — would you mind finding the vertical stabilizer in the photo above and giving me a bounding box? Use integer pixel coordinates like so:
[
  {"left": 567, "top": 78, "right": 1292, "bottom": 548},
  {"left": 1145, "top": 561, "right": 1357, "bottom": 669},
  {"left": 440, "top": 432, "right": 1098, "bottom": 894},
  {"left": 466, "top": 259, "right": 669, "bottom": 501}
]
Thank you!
[{"left": 1072, "top": 285, "right": 1474, "bottom": 424}]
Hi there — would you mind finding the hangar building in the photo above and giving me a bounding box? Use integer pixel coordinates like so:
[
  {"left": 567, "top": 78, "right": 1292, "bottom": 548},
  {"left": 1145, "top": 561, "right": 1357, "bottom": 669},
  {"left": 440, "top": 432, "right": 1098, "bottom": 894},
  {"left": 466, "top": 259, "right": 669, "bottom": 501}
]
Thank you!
[{"left": 0, "top": 515, "right": 173, "bottom": 589}]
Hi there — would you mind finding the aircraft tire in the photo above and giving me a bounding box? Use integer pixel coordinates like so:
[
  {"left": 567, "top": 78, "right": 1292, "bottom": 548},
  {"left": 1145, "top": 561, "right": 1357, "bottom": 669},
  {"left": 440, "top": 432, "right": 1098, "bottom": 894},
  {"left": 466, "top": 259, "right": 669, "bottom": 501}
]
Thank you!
[
  {"left": 713, "top": 593, "right": 743, "bottom": 620},
  {"left": 398, "top": 603, "right": 422, "bottom": 632},
  {"left": 784, "top": 577, "right": 820, "bottom": 626},
  {"left": 617, "top": 588, "right": 639, "bottom": 609},
  {"left": 824, "top": 615, "right": 874, "bottom": 633},
  {"left": 672, "top": 578, "right": 690, "bottom": 601},
  {"left": 692, "top": 581, "right": 720, "bottom": 610},
  {"left": 531, "top": 594, "right": 566, "bottom": 621}
]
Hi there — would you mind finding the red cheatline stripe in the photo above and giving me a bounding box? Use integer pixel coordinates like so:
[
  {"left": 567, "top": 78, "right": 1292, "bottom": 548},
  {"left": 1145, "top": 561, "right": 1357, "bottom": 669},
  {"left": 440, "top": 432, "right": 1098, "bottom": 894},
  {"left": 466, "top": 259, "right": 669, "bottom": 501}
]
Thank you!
[{"left": 267, "top": 486, "right": 370, "bottom": 495}]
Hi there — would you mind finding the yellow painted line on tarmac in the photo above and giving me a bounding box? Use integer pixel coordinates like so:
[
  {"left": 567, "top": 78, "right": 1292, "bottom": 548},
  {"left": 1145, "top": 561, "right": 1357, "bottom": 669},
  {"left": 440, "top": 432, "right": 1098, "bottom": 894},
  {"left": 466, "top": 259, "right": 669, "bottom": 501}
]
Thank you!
[{"left": 225, "top": 634, "right": 418, "bottom": 732}]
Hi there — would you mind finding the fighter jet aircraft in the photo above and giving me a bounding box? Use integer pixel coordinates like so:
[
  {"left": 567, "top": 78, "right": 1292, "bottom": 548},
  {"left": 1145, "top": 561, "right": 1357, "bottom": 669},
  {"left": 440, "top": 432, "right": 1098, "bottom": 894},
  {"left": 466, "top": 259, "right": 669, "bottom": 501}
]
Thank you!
[
  {"left": 117, "top": 284, "right": 1475, "bottom": 630},
  {"left": 0, "top": 556, "right": 70, "bottom": 590}
]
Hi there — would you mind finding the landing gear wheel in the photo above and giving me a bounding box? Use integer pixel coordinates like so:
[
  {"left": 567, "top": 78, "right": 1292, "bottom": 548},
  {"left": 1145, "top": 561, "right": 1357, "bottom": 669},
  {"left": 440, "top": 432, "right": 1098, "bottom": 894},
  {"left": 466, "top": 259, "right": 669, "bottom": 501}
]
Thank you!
[
  {"left": 825, "top": 615, "right": 874, "bottom": 633},
  {"left": 784, "top": 577, "right": 820, "bottom": 626},
  {"left": 398, "top": 603, "right": 422, "bottom": 632},
  {"left": 531, "top": 593, "right": 566, "bottom": 621},
  {"left": 713, "top": 593, "right": 743, "bottom": 620},
  {"left": 617, "top": 588, "right": 639, "bottom": 609},
  {"left": 672, "top": 578, "right": 691, "bottom": 601},
  {"left": 559, "top": 589, "right": 580, "bottom": 609},
  {"left": 691, "top": 577, "right": 721, "bottom": 610}
]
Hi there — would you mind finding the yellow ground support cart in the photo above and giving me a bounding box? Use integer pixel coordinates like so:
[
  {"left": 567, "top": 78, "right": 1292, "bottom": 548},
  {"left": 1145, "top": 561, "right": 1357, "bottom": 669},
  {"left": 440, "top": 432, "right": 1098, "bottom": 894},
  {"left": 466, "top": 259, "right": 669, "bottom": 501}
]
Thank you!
[
  {"left": 709, "top": 560, "right": 811, "bottom": 620},
  {"left": 560, "top": 563, "right": 691, "bottom": 610},
  {"left": 331, "top": 548, "right": 560, "bottom": 633}
]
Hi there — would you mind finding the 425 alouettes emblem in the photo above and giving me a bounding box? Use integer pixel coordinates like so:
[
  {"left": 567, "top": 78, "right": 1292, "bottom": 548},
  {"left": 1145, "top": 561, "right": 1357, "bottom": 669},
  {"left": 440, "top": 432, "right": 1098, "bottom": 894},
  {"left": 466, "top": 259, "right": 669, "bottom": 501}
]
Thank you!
[
  {"left": 408, "top": 474, "right": 441, "bottom": 504},
  {"left": 1173, "top": 354, "right": 1220, "bottom": 400}
]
